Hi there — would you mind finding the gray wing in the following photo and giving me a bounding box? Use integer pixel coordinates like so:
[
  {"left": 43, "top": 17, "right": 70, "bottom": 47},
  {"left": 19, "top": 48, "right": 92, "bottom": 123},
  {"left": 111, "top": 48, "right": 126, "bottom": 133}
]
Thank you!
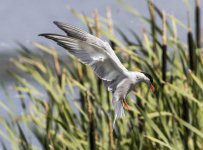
[{"left": 40, "top": 21, "right": 128, "bottom": 92}]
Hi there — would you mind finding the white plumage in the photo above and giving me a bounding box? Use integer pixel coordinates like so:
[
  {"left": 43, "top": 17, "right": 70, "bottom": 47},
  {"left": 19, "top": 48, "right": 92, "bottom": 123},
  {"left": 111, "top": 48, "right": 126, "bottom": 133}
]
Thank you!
[{"left": 40, "top": 21, "right": 154, "bottom": 128}]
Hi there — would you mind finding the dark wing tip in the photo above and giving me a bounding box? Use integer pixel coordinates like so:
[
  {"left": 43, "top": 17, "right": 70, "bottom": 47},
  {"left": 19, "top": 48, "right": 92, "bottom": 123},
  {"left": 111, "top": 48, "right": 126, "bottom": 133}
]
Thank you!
[
  {"left": 53, "top": 21, "right": 58, "bottom": 25},
  {"left": 38, "top": 33, "right": 61, "bottom": 41},
  {"left": 53, "top": 21, "right": 63, "bottom": 27},
  {"left": 38, "top": 33, "right": 48, "bottom": 37},
  {"left": 53, "top": 21, "right": 58, "bottom": 24},
  {"left": 38, "top": 34, "right": 55, "bottom": 40}
]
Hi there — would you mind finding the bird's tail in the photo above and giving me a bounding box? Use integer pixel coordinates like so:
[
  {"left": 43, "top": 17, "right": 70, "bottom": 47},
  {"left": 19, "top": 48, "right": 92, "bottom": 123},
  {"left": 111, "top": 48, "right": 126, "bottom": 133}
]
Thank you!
[{"left": 112, "top": 100, "right": 125, "bottom": 128}]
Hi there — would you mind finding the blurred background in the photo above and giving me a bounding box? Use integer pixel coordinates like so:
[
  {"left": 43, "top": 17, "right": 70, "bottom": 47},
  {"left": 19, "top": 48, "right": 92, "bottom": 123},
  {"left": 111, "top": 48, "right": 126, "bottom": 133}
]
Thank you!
[
  {"left": 0, "top": 0, "right": 203, "bottom": 150},
  {"left": 0, "top": 0, "right": 201, "bottom": 81}
]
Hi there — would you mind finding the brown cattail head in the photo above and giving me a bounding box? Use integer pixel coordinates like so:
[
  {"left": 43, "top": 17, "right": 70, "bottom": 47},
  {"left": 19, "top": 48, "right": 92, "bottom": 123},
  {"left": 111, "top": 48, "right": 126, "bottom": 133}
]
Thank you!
[
  {"left": 195, "top": 0, "right": 201, "bottom": 48},
  {"left": 187, "top": 27, "right": 196, "bottom": 72}
]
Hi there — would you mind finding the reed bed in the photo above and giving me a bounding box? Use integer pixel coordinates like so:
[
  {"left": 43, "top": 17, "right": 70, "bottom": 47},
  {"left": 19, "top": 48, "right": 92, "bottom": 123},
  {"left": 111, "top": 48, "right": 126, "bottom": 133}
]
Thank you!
[{"left": 0, "top": 0, "right": 202, "bottom": 149}]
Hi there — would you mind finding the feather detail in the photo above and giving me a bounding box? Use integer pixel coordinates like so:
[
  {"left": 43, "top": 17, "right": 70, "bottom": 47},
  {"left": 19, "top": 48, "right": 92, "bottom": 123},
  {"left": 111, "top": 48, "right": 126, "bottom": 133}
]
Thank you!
[
  {"left": 39, "top": 22, "right": 133, "bottom": 128},
  {"left": 39, "top": 22, "right": 128, "bottom": 86},
  {"left": 112, "top": 100, "right": 125, "bottom": 128}
]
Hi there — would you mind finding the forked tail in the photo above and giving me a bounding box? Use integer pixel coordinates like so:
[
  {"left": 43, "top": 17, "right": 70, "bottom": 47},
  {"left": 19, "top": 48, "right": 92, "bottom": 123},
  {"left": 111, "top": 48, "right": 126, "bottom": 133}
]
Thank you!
[{"left": 112, "top": 100, "right": 125, "bottom": 128}]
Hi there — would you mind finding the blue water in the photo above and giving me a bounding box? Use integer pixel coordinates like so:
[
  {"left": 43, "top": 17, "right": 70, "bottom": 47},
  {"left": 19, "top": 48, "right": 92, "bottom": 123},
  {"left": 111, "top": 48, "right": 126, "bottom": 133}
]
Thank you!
[{"left": 0, "top": 0, "right": 202, "bottom": 149}]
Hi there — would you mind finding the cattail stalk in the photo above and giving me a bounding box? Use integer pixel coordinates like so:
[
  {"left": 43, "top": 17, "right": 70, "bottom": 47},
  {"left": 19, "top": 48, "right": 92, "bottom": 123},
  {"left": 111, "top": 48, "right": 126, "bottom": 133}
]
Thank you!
[
  {"left": 193, "top": 3, "right": 200, "bottom": 147},
  {"left": 148, "top": 0, "right": 157, "bottom": 53},
  {"left": 74, "top": 15, "right": 88, "bottom": 129},
  {"left": 51, "top": 48, "right": 62, "bottom": 87},
  {"left": 94, "top": 9, "right": 100, "bottom": 37},
  {"left": 108, "top": 116, "right": 115, "bottom": 150},
  {"left": 83, "top": 14, "right": 93, "bottom": 35},
  {"left": 87, "top": 93, "right": 96, "bottom": 150},
  {"left": 93, "top": 9, "right": 103, "bottom": 96},
  {"left": 188, "top": 27, "right": 196, "bottom": 72},
  {"left": 182, "top": 97, "right": 190, "bottom": 150},
  {"left": 183, "top": 20, "right": 196, "bottom": 150},
  {"left": 195, "top": 0, "right": 201, "bottom": 48},
  {"left": 162, "top": 11, "right": 167, "bottom": 83},
  {"left": 106, "top": 7, "right": 114, "bottom": 109},
  {"left": 106, "top": 7, "right": 113, "bottom": 35},
  {"left": 106, "top": 7, "right": 116, "bottom": 50}
]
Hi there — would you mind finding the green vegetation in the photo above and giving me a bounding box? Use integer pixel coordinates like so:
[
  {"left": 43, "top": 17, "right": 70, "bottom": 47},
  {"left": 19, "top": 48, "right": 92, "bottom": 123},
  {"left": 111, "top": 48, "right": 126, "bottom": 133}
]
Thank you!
[{"left": 0, "top": 0, "right": 202, "bottom": 149}]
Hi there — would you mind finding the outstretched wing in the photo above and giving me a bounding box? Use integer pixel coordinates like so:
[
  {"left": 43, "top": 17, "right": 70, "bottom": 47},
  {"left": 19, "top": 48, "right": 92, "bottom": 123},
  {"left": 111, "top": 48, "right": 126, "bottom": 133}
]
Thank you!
[{"left": 40, "top": 21, "right": 128, "bottom": 92}]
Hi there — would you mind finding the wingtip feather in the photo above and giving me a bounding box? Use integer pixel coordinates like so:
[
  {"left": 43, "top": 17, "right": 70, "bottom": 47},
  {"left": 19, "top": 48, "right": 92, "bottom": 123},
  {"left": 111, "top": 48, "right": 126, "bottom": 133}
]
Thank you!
[
  {"left": 53, "top": 21, "right": 60, "bottom": 26},
  {"left": 53, "top": 21, "right": 66, "bottom": 28},
  {"left": 38, "top": 34, "right": 54, "bottom": 40},
  {"left": 38, "top": 34, "right": 61, "bottom": 43},
  {"left": 38, "top": 33, "right": 49, "bottom": 37}
]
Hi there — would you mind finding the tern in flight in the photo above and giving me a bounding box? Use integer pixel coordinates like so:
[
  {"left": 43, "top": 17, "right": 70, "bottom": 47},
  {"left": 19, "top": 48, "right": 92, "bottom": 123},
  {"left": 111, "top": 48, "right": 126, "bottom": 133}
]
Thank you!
[{"left": 40, "top": 21, "right": 154, "bottom": 127}]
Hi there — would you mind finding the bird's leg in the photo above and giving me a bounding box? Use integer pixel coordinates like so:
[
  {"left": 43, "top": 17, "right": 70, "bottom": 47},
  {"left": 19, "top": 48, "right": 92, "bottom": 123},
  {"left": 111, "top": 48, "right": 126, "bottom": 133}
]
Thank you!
[{"left": 122, "top": 99, "right": 130, "bottom": 110}]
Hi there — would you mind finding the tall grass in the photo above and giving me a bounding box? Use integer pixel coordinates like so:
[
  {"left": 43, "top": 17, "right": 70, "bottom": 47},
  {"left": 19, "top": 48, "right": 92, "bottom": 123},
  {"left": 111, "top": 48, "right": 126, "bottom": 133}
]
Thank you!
[{"left": 0, "top": 0, "right": 203, "bottom": 149}]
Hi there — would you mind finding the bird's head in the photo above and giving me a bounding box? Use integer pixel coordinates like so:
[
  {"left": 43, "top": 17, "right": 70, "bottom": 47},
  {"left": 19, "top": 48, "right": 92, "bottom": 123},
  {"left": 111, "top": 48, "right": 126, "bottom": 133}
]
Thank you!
[{"left": 141, "top": 72, "right": 155, "bottom": 92}]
